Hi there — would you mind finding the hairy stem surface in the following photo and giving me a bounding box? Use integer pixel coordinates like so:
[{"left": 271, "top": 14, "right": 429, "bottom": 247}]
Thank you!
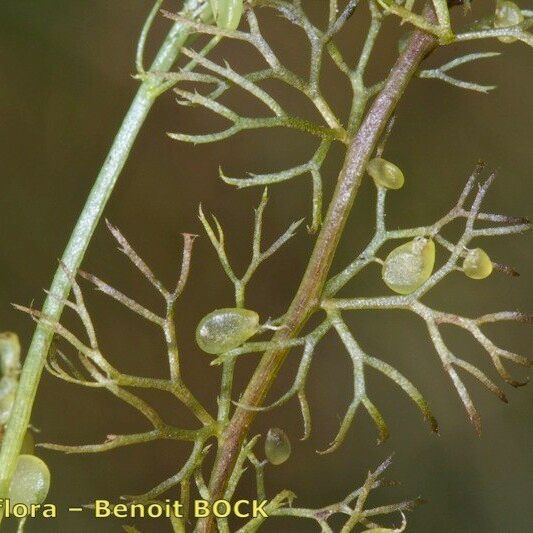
[
  {"left": 196, "top": 9, "right": 438, "bottom": 533},
  {"left": 0, "top": 0, "right": 212, "bottom": 513}
]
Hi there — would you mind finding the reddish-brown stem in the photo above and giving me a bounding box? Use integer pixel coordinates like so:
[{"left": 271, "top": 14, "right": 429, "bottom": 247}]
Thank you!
[{"left": 196, "top": 9, "right": 438, "bottom": 533}]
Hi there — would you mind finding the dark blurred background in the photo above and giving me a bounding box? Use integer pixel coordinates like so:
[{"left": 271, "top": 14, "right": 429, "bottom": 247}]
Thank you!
[{"left": 0, "top": 1, "right": 531, "bottom": 531}]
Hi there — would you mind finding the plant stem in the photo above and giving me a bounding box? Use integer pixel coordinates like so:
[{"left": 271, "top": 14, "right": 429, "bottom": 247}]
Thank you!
[
  {"left": 195, "top": 9, "right": 439, "bottom": 533},
  {"left": 0, "top": 0, "right": 212, "bottom": 512}
]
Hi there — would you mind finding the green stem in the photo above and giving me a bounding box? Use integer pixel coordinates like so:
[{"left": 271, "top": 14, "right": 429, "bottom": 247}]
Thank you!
[
  {"left": 0, "top": 0, "right": 212, "bottom": 512},
  {"left": 218, "top": 359, "right": 236, "bottom": 424}
]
